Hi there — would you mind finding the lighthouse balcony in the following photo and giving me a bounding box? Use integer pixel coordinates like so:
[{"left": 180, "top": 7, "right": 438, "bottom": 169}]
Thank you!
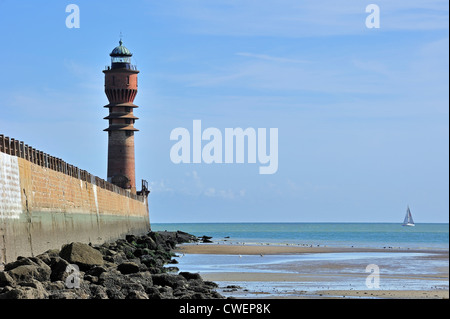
[
  {"left": 104, "top": 64, "right": 138, "bottom": 71},
  {"left": 104, "top": 113, "right": 139, "bottom": 120}
]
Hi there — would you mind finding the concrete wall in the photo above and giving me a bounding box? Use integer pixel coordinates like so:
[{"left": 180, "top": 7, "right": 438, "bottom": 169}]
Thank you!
[{"left": 0, "top": 151, "right": 150, "bottom": 264}]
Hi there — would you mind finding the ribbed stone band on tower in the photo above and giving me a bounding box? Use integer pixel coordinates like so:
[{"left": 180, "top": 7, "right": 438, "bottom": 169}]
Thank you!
[{"left": 103, "top": 40, "right": 139, "bottom": 192}]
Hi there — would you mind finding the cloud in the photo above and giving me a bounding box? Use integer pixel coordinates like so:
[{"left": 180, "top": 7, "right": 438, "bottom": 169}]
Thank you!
[
  {"left": 63, "top": 59, "right": 103, "bottom": 90},
  {"left": 149, "top": 180, "right": 174, "bottom": 193},
  {"left": 236, "top": 52, "right": 309, "bottom": 64},
  {"left": 150, "top": 170, "right": 246, "bottom": 200},
  {"left": 148, "top": 0, "right": 449, "bottom": 37},
  {"left": 204, "top": 187, "right": 245, "bottom": 200}
]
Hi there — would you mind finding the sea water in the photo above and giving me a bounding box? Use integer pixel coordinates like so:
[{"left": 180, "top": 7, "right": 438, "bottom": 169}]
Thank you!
[
  {"left": 152, "top": 223, "right": 449, "bottom": 250},
  {"left": 151, "top": 223, "right": 449, "bottom": 297}
]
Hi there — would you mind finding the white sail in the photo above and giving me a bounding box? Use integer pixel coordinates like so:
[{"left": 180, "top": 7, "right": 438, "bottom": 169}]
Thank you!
[{"left": 402, "top": 206, "right": 415, "bottom": 226}]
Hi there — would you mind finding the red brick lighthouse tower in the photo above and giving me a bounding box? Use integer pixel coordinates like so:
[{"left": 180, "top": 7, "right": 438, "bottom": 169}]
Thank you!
[{"left": 103, "top": 40, "right": 139, "bottom": 193}]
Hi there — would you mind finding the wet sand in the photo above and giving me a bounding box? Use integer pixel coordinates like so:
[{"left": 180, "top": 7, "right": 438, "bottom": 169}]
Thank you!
[
  {"left": 174, "top": 244, "right": 449, "bottom": 299},
  {"left": 175, "top": 243, "right": 431, "bottom": 255}
]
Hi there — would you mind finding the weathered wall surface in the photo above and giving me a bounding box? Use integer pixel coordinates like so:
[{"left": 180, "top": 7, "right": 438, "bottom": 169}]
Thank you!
[{"left": 0, "top": 151, "right": 150, "bottom": 264}]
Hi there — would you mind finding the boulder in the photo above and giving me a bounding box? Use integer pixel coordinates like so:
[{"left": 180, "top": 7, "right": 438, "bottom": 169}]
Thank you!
[
  {"left": 179, "top": 272, "right": 202, "bottom": 281},
  {"left": 59, "top": 242, "right": 104, "bottom": 270},
  {"left": 126, "top": 290, "right": 149, "bottom": 299},
  {"left": 49, "top": 257, "right": 70, "bottom": 282},
  {"left": 152, "top": 273, "right": 187, "bottom": 289},
  {"left": 126, "top": 271, "right": 153, "bottom": 290},
  {"left": 85, "top": 265, "right": 107, "bottom": 277},
  {"left": 48, "top": 291, "right": 80, "bottom": 299},
  {"left": 7, "top": 264, "right": 51, "bottom": 283},
  {"left": 98, "top": 269, "right": 126, "bottom": 291},
  {"left": 4, "top": 257, "right": 37, "bottom": 271},
  {"left": 0, "top": 272, "right": 15, "bottom": 287},
  {"left": 117, "top": 262, "right": 140, "bottom": 275},
  {"left": 89, "top": 284, "right": 109, "bottom": 299},
  {"left": 0, "top": 231, "right": 224, "bottom": 299},
  {"left": 0, "top": 280, "right": 48, "bottom": 299}
]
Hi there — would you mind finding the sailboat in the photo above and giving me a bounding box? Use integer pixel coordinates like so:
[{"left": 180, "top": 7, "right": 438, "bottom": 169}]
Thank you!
[{"left": 402, "top": 206, "right": 415, "bottom": 227}]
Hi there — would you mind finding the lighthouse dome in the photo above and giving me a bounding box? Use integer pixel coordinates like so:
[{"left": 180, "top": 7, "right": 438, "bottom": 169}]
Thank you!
[{"left": 110, "top": 40, "right": 132, "bottom": 57}]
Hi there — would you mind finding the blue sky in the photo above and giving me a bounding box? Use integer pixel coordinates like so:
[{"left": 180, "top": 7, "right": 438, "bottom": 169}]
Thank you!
[{"left": 0, "top": 0, "right": 448, "bottom": 223}]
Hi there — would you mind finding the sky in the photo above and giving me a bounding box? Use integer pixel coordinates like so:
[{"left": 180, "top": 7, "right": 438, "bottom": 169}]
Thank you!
[{"left": 0, "top": 0, "right": 448, "bottom": 223}]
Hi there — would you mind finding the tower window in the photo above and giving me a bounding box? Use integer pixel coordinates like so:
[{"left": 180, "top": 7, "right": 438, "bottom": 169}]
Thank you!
[
  {"left": 127, "top": 76, "right": 130, "bottom": 85},
  {"left": 112, "top": 76, "right": 115, "bottom": 85}
]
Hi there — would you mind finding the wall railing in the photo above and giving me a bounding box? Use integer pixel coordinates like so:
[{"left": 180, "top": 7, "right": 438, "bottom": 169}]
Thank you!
[{"left": 0, "top": 134, "right": 146, "bottom": 202}]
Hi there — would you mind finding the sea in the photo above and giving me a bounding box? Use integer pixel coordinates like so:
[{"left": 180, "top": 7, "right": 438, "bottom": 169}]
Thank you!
[
  {"left": 152, "top": 222, "right": 449, "bottom": 250},
  {"left": 151, "top": 223, "right": 449, "bottom": 298}
]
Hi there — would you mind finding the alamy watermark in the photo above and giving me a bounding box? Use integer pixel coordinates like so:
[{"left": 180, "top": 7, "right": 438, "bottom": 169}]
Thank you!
[
  {"left": 65, "top": 4, "right": 379, "bottom": 30},
  {"left": 65, "top": 4, "right": 80, "bottom": 29},
  {"left": 65, "top": 264, "right": 80, "bottom": 289},
  {"left": 170, "top": 120, "right": 278, "bottom": 175},
  {"left": 365, "top": 264, "right": 380, "bottom": 289},
  {"left": 366, "top": 4, "right": 380, "bottom": 29}
]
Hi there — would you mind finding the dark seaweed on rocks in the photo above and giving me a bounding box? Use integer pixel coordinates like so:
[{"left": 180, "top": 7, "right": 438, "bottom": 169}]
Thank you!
[{"left": 0, "top": 231, "right": 224, "bottom": 299}]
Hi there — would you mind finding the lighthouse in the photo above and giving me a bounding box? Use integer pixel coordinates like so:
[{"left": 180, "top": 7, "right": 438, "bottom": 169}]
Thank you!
[{"left": 103, "top": 40, "right": 139, "bottom": 193}]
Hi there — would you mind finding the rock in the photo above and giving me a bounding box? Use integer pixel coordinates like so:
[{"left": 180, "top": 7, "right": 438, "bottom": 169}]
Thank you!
[
  {"left": 121, "top": 282, "right": 146, "bottom": 296},
  {"left": 175, "top": 231, "right": 199, "bottom": 244},
  {"left": 125, "top": 234, "right": 137, "bottom": 244},
  {"left": 48, "top": 291, "right": 80, "bottom": 299},
  {"left": 200, "top": 236, "right": 213, "bottom": 243},
  {"left": 126, "top": 290, "right": 149, "bottom": 299},
  {"left": 43, "top": 281, "right": 66, "bottom": 291},
  {"left": 157, "top": 286, "right": 174, "bottom": 298},
  {"left": 4, "top": 257, "right": 37, "bottom": 271},
  {"left": 138, "top": 237, "right": 157, "bottom": 250},
  {"left": 59, "top": 242, "right": 104, "bottom": 270},
  {"left": 165, "top": 266, "right": 179, "bottom": 273},
  {"left": 98, "top": 269, "right": 124, "bottom": 289},
  {"left": 7, "top": 264, "right": 51, "bottom": 283},
  {"left": 0, "top": 231, "right": 224, "bottom": 299},
  {"left": 145, "top": 286, "right": 163, "bottom": 299},
  {"left": 126, "top": 271, "right": 153, "bottom": 289},
  {"left": 97, "top": 268, "right": 145, "bottom": 299},
  {"left": 89, "top": 284, "right": 109, "bottom": 299},
  {"left": 0, "top": 272, "right": 15, "bottom": 287},
  {"left": 133, "top": 248, "right": 145, "bottom": 257},
  {"left": 204, "top": 281, "right": 219, "bottom": 288},
  {"left": 84, "top": 275, "right": 98, "bottom": 284},
  {"left": 105, "top": 288, "right": 126, "bottom": 299},
  {"left": 109, "top": 251, "right": 126, "bottom": 265},
  {"left": 85, "top": 265, "right": 107, "bottom": 277},
  {"left": 18, "top": 279, "right": 49, "bottom": 298},
  {"left": 152, "top": 273, "right": 187, "bottom": 289},
  {"left": 35, "top": 249, "right": 60, "bottom": 265},
  {"left": 0, "top": 287, "right": 34, "bottom": 299},
  {"left": 0, "top": 280, "right": 48, "bottom": 299},
  {"left": 49, "top": 257, "right": 70, "bottom": 282},
  {"left": 117, "top": 262, "right": 140, "bottom": 275},
  {"left": 179, "top": 272, "right": 202, "bottom": 281},
  {"left": 195, "top": 292, "right": 211, "bottom": 299},
  {"left": 139, "top": 255, "right": 157, "bottom": 267}
]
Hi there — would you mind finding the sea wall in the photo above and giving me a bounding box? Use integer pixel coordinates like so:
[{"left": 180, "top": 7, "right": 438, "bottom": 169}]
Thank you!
[{"left": 0, "top": 135, "right": 150, "bottom": 264}]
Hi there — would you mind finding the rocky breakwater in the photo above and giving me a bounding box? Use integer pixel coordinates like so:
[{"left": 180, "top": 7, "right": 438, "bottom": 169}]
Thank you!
[{"left": 0, "top": 231, "right": 224, "bottom": 299}]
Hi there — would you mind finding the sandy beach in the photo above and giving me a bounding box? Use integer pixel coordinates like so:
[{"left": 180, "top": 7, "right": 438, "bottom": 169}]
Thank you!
[
  {"left": 174, "top": 243, "right": 449, "bottom": 299},
  {"left": 174, "top": 243, "right": 431, "bottom": 255}
]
